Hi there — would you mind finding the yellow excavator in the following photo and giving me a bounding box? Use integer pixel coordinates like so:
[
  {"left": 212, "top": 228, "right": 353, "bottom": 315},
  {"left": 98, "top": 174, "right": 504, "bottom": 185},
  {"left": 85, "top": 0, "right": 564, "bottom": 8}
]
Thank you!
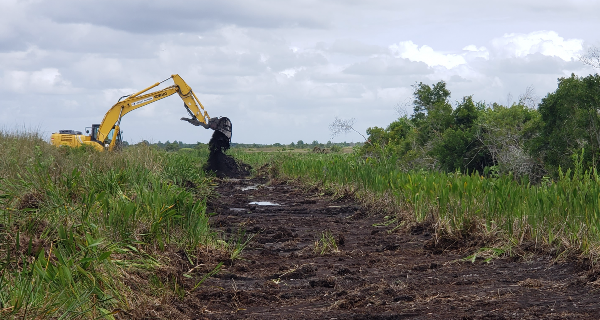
[{"left": 50, "top": 74, "right": 232, "bottom": 151}]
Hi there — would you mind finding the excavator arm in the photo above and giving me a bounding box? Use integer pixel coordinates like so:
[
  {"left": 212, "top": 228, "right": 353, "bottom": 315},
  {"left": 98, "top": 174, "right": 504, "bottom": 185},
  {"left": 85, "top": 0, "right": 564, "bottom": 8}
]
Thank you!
[{"left": 95, "top": 74, "right": 231, "bottom": 151}]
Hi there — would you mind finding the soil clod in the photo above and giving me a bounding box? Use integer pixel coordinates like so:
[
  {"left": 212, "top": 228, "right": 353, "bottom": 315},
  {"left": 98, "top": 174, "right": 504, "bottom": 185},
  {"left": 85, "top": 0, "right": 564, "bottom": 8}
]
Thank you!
[
  {"left": 17, "top": 192, "right": 44, "bottom": 210},
  {"left": 203, "top": 130, "right": 251, "bottom": 178}
]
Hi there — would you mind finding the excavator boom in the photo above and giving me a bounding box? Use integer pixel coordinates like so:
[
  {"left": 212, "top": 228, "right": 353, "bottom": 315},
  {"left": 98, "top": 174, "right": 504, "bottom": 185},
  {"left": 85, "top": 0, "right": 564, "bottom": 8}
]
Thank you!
[{"left": 51, "top": 74, "right": 231, "bottom": 151}]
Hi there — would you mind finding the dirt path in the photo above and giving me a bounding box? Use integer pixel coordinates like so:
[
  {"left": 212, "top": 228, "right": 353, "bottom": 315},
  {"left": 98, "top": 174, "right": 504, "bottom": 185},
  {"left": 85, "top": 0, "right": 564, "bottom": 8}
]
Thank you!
[{"left": 177, "top": 177, "right": 600, "bottom": 319}]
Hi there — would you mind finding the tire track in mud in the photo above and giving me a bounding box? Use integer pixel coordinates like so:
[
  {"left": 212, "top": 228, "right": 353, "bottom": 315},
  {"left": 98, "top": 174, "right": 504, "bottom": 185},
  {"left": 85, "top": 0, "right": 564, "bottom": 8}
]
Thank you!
[{"left": 175, "top": 177, "right": 600, "bottom": 319}]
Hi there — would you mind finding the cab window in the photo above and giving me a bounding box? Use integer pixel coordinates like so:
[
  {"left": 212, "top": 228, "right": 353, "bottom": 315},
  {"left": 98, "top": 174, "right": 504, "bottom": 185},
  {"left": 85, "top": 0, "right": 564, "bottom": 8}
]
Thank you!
[{"left": 106, "top": 128, "right": 115, "bottom": 143}]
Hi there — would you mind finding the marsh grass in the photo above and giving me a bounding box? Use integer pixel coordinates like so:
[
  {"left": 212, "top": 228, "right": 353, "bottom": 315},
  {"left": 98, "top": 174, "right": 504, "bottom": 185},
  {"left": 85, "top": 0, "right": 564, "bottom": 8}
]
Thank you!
[
  {"left": 236, "top": 150, "right": 600, "bottom": 260},
  {"left": 0, "top": 130, "right": 236, "bottom": 318},
  {"left": 314, "top": 230, "right": 339, "bottom": 255}
]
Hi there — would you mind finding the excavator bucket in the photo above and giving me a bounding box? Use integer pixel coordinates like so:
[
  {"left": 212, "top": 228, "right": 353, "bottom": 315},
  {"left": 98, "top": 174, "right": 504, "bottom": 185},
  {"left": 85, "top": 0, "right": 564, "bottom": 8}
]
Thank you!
[{"left": 214, "top": 117, "right": 232, "bottom": 141}]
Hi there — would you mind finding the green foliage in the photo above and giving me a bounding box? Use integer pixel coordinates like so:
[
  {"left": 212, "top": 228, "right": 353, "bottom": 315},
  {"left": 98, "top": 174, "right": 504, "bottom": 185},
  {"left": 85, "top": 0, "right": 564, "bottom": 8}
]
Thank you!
[
  {"left": 330, "top": 145, "right": 342, "bottom": 153},
  {"left": 363, "top": 126, "right": 388, "bottom": 153},
  {"left": 314, "top": 230, "right": 339, "bottom": 255},
  {"left": 0, "top": 131, "right": 234, "bottom": 318},
  {"left": 361, "top": 81, "right": 489, "bottom": 173},
  {"left": 432, "top": 127, "right": 475, "bottom": 172},
  {"left": 411, "top": 81, "right": 453, "bottom": 146},
  {"left": 0, "top": 228, "right": 122, "bottom": 318},
  {"left": 478, "top": 102, "right": 543, "bottom": 179},
  {"left": 430, "top": 96, "right": 490, "bottom": 173},
  {"left": 165, "top": 140, "right": 181, "bottom": 152},
  {"left": 533, "top": 73, "right": 600, "bottom": 176},
  {"left": 360, "top": 80, "right": 561, "bottom": 177},
  {"left": 239, "top": 151, "right": 600, "bottom": 257},
  {"left": 452, "top": 95, "right": 480, "bottom": 128},
  {"left": 411, "top": 81, "right": 451, "bottom": 124}
]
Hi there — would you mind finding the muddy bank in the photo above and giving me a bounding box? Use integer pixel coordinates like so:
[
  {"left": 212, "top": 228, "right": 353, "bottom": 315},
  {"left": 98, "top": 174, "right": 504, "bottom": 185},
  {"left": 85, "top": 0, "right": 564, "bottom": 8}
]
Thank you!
[{"left": 135, "top": 177, "right": 600, "bottom": 319}]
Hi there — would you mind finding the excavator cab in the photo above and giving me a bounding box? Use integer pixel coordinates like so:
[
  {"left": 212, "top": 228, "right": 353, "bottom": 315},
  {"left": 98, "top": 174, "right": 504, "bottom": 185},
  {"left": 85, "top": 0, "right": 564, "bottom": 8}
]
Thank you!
[
  {"left": 106, "top": 127, "right": 122, "bottom": 147},
  {"left": 87, "top": 124, "right": 121, "bottom": 148},
  {"left": 87, "top": 124, "right": 101, "bottom": 141}
]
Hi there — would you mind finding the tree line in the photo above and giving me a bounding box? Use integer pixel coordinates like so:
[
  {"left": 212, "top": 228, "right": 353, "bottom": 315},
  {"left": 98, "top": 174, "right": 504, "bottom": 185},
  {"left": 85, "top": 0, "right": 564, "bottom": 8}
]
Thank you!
[
  {"left": 145, "top": 140, "right": 357, "bottom": 151},
  {"left": 361, "top": 73, "right": 600, "bottom": 182}
]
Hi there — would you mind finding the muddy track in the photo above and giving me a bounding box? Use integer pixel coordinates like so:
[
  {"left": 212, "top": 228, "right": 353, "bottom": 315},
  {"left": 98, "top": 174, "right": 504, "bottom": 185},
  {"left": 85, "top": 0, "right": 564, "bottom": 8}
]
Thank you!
[{"left": 169, "top": 177, "right": 600, "bottom": 319}]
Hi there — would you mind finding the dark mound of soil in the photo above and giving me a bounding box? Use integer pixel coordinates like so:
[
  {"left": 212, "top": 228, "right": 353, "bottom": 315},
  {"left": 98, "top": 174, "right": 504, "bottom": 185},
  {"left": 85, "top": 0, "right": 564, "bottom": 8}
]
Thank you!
[
  {"left": 204, "top": 130, "right": 251, "bottom": 178},
  {"left": 17, "top": 192, "right": 44, "bottom": 210}
]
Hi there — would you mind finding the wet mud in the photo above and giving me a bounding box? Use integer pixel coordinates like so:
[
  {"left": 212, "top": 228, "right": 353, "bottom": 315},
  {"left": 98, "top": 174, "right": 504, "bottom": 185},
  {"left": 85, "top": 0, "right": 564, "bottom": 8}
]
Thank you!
[
  {"left": 139, "top": 177, "right": 600, "bottom": 319},
  {"left": 203, "top": 131, "right": 250, "bottom": 178}
]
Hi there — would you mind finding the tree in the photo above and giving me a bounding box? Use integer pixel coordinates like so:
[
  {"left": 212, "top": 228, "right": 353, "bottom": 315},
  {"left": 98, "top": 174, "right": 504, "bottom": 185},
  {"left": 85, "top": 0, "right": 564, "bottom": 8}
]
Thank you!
[
  {"left": 478, "top": 103, "right": 542, "bottom": 179},
  {"left": 329, "top": 117, "right": 368, "bottom": 142},
  {"left": 580, "top": 47, "right": 600, "bottom": 69},
  {"left": 517, "top": 85, "right": 539, "bottom": 109},
  {"left": 297, "top": 140, "right": 304, "bottom": 148},
  {"left": 411, "top": 81, "right": 453, "bottom": 146},
  {"left": 379, "top": 116, "right": 416, "bottom": 157},
  {"left": 165, "top": 140, "right": 180, "bottom": 152},
  {"left": 453, "top": 96, "right": 479, "bottom": 128},
  {"left": 361, "top": 81, "right": 546, "bottom": 175},
  {"left": 361, "top": 81, "right": 454, "bottom": 170},
  {"left": 533, "top": 73, "right": 600, "bottom": 175},
  {"left": 411, "top": 81, "right": 451, "bottom": 124},
  {"left": 432, "top": 128, "right": 475, "bottom": 172},
  {"left": 362, "top": 126, "right": 388, "bottom": 155},
  {"left": 430, "top": 96, "right": 490, "bottom": 173}
]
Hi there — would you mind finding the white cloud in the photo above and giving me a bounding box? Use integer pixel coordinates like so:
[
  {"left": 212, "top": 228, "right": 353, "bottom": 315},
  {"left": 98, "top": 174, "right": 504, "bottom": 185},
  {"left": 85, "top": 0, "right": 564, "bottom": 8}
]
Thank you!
[
  {"left": 279, "top": 67, "right": 304, "bottom": 78},
  {"left": 490, "top": 31, "right": 583, "bottom": 61},
  {"left": 0, "top": 0, "right": 598, "bottom": 144},
  {"left": 462, "top": 45, "right": 490, "bottom": 60},
  {"left": 390, "top": 41, "right": 467, "bottom": 69},
  {"left": 2, "top": 68, "right": 73, "bottom": 94}
]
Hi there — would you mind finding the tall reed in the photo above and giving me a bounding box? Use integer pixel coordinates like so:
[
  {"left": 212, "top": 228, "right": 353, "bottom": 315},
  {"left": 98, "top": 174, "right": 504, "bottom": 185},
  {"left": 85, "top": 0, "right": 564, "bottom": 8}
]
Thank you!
[
  {"left": 0, "top": 130, "right": 217, "bottom": 318},
  {"left": 237, "top": 150, "right": 600, "bottom": 255}
]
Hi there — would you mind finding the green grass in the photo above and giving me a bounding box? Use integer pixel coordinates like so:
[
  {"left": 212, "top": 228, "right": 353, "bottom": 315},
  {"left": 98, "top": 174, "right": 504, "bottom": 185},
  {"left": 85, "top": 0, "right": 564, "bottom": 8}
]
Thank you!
[
  {"left": 314, "top": 230, "right": 339, "bottom": 255},
  {"left": 5, "top": 130, "right": 599, "bottom": 317},
  {"left": 233, "top": 149, "right": 600, "bottom": 257},
  {"left": 0, "top": 130, "right": 230, "bottom": 319}
]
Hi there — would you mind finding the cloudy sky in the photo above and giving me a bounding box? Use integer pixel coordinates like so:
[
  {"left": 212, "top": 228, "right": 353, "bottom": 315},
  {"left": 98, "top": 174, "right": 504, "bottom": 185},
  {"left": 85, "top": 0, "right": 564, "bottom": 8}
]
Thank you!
[{"left": 1, "top": 0, "right": 598, "bottom": 144}]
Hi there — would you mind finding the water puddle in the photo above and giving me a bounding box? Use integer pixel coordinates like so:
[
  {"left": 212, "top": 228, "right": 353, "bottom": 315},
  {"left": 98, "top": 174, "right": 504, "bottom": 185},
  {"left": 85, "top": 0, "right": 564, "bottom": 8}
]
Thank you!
[
  {"left": 241, "top": 185, "right": 259, "bottom": 191},
  {"left": 249, "top": 201, "right": 280, "bottom": 206},
  {"left": 229, "top": 208, "right": 247, "bottom": 212}
]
